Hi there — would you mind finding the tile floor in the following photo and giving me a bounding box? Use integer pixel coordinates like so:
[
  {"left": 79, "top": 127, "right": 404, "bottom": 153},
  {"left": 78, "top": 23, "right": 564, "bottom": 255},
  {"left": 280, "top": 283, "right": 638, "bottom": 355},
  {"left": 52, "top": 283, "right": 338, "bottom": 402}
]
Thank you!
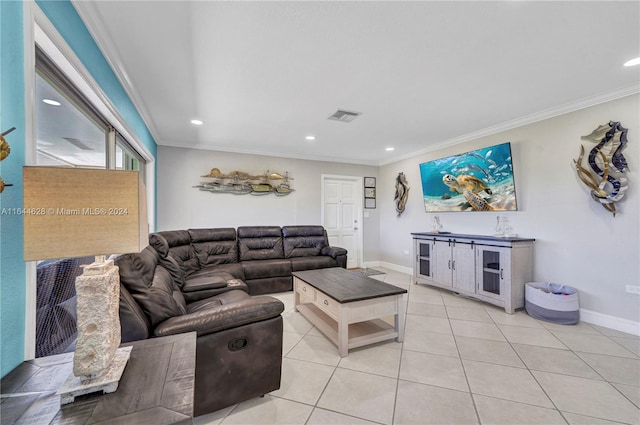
[{"left": 195, "top": 268, "right": 640, "bottom": 425}]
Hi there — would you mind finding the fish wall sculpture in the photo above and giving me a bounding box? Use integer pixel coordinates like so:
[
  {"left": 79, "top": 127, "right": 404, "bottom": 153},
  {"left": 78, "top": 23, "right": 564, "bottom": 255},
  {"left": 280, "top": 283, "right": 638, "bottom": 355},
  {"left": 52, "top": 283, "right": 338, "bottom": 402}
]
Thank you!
[{"left": 573, "top": 121, "right": 629, "bottom": 216}]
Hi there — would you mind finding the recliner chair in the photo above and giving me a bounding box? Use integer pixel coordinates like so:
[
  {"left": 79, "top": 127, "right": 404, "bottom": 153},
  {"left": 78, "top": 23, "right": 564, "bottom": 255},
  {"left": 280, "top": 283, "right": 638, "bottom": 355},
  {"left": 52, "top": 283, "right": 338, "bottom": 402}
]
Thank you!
[{"left": 115, "top": 245, "right": 284, "bottom": 416}]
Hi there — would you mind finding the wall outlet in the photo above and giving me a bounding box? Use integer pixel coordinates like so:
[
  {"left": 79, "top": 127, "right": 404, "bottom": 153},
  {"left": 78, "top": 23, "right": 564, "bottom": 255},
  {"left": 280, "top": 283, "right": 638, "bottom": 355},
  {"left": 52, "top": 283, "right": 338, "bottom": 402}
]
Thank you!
[
  {"left": 626, "top": 285, "right": 640, "bottom": 294},
  {"left": 403, "top": 250, "right": 410, "bottom": 255}
]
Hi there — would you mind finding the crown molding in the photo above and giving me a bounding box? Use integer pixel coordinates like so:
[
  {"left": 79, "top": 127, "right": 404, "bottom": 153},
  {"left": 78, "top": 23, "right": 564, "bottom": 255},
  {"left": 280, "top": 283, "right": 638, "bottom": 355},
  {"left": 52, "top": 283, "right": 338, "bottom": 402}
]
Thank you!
[
  {"left": 380, "top": 85, "right": 639, "bottom": 166},
  {"left": 71, "top": 0, "right": 162, "bottom": 147}
]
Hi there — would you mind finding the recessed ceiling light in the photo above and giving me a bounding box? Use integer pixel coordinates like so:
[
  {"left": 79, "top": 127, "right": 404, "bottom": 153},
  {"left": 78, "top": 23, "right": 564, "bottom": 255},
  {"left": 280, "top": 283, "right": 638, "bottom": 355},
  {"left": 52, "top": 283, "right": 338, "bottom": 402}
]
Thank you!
[
  {"left": 305, "top": 135, "right": 316, "bottom": 141},
  {"left": 385, "top": 147, "right": 395, "bottom": 151},
  {"left": 190, "top": 119, "right": 203, "bottom": 125},
  {"left": 624, "top": 57, "right": 640, "bottom": 67},
  {"left": 42, "top": 99, "right": 61, "bottom": 106}
]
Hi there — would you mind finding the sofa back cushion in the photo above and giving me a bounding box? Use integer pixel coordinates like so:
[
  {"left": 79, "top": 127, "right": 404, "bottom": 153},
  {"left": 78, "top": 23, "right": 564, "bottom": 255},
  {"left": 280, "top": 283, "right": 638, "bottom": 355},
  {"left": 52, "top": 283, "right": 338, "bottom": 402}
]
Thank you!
[
  {"left": 189, "top": 228, "right": 239, "bottom": 267},
  {"left": 282, "top": 225, "right": 328, "bottom": 258},
  {"left": 237, "top": 226, "right": 284, "bottom": 261},
  {"left": 116, "top": 246, "right": 186, "bottom": 328},
  {"left": 154, "top": 230, "right": 200, "bottom": 277}
]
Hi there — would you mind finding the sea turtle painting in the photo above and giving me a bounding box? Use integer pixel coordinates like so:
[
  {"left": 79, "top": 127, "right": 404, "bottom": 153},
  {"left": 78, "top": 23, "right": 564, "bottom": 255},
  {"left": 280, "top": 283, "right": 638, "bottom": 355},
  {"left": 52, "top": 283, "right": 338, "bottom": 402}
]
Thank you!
[{"left": 442, "top": 174, "right": 494, "bottom": 211}]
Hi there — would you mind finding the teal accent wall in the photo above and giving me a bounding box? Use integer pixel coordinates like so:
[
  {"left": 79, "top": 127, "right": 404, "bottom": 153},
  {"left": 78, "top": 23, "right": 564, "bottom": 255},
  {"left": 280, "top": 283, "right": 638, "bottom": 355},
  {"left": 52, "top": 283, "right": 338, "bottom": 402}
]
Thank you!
[
  {"left": 1, "top": 0, "right": 157, "bottom": 377},
  {"left": 0, "top": 0, "right": 27, "bottom": 378}
]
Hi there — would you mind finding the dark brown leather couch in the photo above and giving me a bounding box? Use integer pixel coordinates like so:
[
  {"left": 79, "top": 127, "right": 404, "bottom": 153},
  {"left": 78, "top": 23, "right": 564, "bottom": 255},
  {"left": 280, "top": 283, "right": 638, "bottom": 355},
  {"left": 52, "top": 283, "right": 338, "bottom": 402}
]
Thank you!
[
  {"left": 150, "top": 225, "right": 348, "bottom": 296},
  {"left": 115, "top": 246, "right": 284, "bottom": 416}
]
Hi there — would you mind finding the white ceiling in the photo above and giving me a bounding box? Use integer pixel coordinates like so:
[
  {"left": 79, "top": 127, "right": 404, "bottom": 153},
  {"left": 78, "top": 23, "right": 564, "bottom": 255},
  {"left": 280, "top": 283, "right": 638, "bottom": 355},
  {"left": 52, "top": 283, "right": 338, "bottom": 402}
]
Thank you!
[{"left": 72, "top": 1, "right": 639, "bottom": 166}]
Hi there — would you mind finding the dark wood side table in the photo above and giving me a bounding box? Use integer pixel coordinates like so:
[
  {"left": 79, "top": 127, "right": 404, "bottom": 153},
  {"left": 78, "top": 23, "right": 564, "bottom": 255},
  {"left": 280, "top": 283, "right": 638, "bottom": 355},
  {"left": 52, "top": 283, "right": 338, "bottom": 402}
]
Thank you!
[{"left": 1, "top": 332, "right": 196, "bottom": 424}]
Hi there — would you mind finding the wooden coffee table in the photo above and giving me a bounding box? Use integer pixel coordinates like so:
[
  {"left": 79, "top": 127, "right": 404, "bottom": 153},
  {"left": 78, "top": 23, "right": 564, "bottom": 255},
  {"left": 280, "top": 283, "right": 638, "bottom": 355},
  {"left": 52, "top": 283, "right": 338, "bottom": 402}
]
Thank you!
[{"left": 293, "top": 268, "right": 407, "bottom": 356}]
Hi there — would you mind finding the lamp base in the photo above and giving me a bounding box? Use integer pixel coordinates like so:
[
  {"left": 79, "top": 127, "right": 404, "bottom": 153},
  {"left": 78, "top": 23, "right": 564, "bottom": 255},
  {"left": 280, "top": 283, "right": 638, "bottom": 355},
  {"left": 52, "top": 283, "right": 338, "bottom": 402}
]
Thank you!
[{"left": 57, "top": 346, "right": 132, "bottom": 405}]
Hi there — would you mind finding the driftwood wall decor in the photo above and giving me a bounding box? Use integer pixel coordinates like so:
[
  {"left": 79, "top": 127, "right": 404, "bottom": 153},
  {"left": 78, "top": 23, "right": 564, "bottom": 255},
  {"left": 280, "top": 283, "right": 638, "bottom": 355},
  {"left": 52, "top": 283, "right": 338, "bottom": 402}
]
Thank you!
[{"left": 194, "top": 168, "right": 294, "bottom": 196}]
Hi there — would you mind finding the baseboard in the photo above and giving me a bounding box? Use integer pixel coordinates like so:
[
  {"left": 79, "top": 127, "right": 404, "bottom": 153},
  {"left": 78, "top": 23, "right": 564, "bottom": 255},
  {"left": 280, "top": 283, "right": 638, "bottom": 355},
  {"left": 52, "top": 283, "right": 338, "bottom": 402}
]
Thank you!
[
  {"left": 579, "top": 308, "right": 640, "bottom": 337},
  {"left": 364, "top": 261, "right": 640, "bottom": 336}
]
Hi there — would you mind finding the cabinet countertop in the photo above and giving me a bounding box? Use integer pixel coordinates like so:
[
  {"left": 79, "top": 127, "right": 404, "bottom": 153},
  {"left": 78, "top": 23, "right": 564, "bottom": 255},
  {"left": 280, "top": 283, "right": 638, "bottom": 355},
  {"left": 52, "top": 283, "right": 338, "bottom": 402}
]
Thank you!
[{"left": 411, "top": 232, "right": 535, "bottom": 243}]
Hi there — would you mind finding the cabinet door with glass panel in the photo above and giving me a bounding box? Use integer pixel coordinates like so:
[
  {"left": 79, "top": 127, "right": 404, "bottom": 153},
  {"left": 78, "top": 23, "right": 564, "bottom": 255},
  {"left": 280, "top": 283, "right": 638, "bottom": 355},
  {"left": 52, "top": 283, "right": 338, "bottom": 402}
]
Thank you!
[
  {"left": 476, "top": 246, "right": 511, "bottom": 301},
  {"left": 414, "top": 238, "right": 435, "bottom": 283}
]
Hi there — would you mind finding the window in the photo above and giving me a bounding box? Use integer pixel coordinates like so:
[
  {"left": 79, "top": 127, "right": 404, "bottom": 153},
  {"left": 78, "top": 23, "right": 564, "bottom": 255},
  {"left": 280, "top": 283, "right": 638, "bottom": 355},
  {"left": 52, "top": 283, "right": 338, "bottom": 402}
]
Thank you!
[{"left": 33, "top": 46, "right": 147, "bottom": 357}]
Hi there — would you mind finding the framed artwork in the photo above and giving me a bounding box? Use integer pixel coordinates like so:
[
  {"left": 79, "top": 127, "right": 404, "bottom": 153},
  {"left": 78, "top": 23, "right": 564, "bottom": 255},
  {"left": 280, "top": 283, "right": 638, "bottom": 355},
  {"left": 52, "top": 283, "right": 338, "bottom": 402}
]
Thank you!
[
  {"left": 364, "top": 188, "right": 376, "bottom": 198},
  {"left": 364, "top": 177, "right": 376, "bottom": 188},
  {"left": 364, "top": 198, "right": 376, "bottom": 209}
]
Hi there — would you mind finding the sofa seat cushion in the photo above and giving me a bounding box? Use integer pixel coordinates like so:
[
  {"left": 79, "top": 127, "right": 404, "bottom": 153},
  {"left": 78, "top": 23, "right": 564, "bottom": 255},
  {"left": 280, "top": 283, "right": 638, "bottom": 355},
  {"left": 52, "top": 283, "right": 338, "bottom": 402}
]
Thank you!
[
  {"left": 188, "top": 263, "right": 245, "bottom": 281},
  {"left": 242, "top": 259, "right": 292, "bottom": 280},
  {"left": 187, "top": 289, "right": 250, "bottom": 314},
  {"left": 289, "top": 256, "right": 336, "bottom": 272}
]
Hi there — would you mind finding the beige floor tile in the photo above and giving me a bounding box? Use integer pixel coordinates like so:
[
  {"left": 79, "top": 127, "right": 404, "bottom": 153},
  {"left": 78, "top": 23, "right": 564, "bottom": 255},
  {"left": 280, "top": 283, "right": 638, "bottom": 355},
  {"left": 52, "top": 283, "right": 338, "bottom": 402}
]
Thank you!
[
  {"left": 405, "top": 314, "right": 452, "bottom": 335},
  {"left": 400, "top": 350, "right": 469, "bottom": 392},
  {"left": 407, "top": 301, "right": 447, "bottom": 317},
  {"left": 445, "top": 305, "right": 493, "bottom": 322},
  {"left": 561, "top": 412, "right": 628, "bottom": 425},
  {"left": 533, "top": 370, "right": 640, "bottom": 424},
  {"left": 394, "top": 380, "right": 478, "bottom": 425},
  {"left": 512, "top": 344, "right": 602, "bottom": 379},
  {"left": 456, "top": 336, "right": 525, "bottom": 368},
  {"left": 442, "top": 293, "right": 486, "bottom": 309},
  {"left": 463, "top": 360, "right": 553, "bottom": 408},
  {"left": 407, "top": 291, "right": 445, "bottom": 306},
  {"left": 282, "top": 311, "right": 314, "bottom": 334},
  {"left": 551, "top": 331, "right": 638, "bottom": 358},
  {"left": 286, "top": 334, "right": 342, "bottom": 366},
  {"left": 612, "top": 383, "right": 640, "bottom": 408},
  {"left": 317, "top": 368, "right": 397, "bottom": 425},
  {"left": 306, "top": 408, "right": 379, "bottom": 425},
  {"left": 485, "top": 307, "right": 545, "bottom": 328},
  {"left": 220, "top": 395, "right": 313, "bottom": 424},
  {"left": 539, "top": 320, "right": 600, "bottom": 335},
  {"left": 270, "top": 358, "right": 335, "bottom": 405},
  {"left": 612, "top": 337, "right": 640, "bottom": 357},
  {"left": 499, "top": 324, "right": 567, "bottom": 349},
  {"left": 338, "top": 344, "right": 401, "bottom": 378},
  {"left": 194, "top": 405, "right": 235, "bottom": 425},
  {"left": 577, "top": 352, "right": 640, "bottom": 386},
  {"left": 473, "top": 394, "right": 566, "bottom": 424},
  {"left": 282, "top": 331, "right": 304, "bottom": 356},
  {"left": 402, "top": 329, "right": 459, "bottom": 357},
  {"left": 450, "top": 319, "right": 506, "bottom": 341}
]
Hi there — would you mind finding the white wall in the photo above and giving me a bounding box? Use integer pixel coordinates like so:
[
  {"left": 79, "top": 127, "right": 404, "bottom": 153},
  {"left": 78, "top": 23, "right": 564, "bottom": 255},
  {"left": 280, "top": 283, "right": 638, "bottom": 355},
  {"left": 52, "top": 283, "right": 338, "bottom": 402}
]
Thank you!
[
  {"left": 379, "top": 94, "right": 639, "bottom": 329},
  {"left": 157, "top": 147, "right": 380, "bottom": 262}
]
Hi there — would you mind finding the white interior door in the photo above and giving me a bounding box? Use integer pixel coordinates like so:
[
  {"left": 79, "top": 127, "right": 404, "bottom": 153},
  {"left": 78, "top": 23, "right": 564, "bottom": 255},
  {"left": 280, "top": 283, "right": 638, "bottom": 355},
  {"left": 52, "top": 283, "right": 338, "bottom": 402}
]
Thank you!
[{"left": 322, "top": 176, "right": 361, "bottom": 269}]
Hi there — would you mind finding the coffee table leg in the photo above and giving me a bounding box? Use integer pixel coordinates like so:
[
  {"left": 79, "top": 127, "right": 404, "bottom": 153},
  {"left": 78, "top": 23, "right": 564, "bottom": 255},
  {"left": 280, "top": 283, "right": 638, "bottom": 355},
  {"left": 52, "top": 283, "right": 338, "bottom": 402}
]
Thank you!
[
  {"left": 338, "top": 307, "right": 349, "bottom": 357},
  {"left": 395, "top": 294, "right": 405, "bottom": 342}
]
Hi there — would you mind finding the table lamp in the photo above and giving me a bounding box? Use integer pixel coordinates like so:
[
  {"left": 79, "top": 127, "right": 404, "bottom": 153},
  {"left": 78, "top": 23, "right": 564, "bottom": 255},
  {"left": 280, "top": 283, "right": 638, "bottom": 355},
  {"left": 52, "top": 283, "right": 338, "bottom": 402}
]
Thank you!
[{"left": 23, "top": 166, "right": 148, "bottom": 404}]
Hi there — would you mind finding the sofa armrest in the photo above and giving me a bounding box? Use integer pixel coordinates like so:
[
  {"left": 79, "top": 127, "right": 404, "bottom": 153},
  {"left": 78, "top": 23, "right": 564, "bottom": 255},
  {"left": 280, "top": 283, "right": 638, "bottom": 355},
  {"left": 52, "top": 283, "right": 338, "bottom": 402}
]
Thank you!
[
  {"left": 153, "top": 297, "right": 284, "bottom": 338},
  {"left": 182, "top": 275, "right": 228, "bottom": 293},
  {"left": 321, "top": 246, "right": 347, "bottom": 259}
]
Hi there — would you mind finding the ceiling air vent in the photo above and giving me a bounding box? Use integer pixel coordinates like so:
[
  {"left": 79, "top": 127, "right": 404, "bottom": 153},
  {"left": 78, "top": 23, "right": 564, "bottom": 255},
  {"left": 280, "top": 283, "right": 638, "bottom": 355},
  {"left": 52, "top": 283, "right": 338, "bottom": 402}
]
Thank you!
[{"left": 327, "top": 109, "right": 361, "bottom": 123}]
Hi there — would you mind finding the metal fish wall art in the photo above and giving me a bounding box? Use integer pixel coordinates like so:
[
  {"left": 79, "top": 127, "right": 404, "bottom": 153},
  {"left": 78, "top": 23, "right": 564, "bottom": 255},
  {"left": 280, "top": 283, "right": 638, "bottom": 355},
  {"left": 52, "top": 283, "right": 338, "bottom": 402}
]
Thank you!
[{"left": 573, "top": 121, "right": 629, "bottom": 216}]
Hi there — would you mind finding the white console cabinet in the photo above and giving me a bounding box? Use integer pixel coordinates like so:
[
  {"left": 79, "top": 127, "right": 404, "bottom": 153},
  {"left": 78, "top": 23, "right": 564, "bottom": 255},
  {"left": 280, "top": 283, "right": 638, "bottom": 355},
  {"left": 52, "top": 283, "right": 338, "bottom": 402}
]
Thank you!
[{"left": 412, "top": 232, "right": 534, "bottom": 313}]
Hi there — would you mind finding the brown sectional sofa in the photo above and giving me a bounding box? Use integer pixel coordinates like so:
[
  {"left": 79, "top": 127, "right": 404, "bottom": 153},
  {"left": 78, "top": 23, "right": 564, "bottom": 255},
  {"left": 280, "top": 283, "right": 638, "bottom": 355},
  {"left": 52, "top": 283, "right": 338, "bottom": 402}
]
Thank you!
[{"left": 115, "top": 225, "right": 346, "bottom": 416}]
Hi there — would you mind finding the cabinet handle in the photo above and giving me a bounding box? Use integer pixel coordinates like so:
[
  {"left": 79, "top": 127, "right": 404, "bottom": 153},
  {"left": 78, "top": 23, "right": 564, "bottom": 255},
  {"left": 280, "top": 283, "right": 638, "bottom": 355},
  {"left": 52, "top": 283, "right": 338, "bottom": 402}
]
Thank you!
[
  {"left": 302, "top": 286, "right": 306, "bottom": 292},
  {"left": 500, "top": 269, "right": 504, "bottom": 279},
  {"left": 324, "top": 299, "right": 329, "bottom": 306},
  {"left": 452, "top": 260, "right": 456, "bottom": 270},
  {"left": 448, "top": 260, "right": 451, "bottom": 269}
]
